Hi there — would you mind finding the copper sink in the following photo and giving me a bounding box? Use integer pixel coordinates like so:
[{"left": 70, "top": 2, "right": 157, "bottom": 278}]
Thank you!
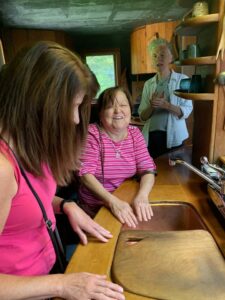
[
  {"left": 113, "top": 202, "right": 225, "bottom": 300},
  {"left": 122, "top": 201, "right": 207, "bottom": 231}
]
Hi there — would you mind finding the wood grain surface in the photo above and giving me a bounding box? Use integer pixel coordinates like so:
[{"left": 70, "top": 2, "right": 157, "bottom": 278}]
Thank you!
[{"left": 112, "top": 230, "right": 225, "bottom": 300}]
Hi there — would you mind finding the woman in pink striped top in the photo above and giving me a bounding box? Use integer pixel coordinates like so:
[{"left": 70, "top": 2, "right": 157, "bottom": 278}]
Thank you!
[{"left": 79, "top": 87, "right": 156, "bottom": 227}]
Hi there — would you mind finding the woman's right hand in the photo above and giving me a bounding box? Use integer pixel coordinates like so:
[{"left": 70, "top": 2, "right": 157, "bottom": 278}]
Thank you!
[
  {"left": 59, "top": 272, "right": 125, "bottom": 300},
  {"left": 63, "top": 201, "right": 113, "bottom": 245},
  {"left": 109, "top": 196, "right": 138, "bottom": 228}
]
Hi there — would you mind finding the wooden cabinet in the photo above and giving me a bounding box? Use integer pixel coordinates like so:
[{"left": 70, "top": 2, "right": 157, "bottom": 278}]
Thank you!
[
  {"left": 130, "top": 21, "right": 178, "bottom": 74},
  {"left": 174, "top": 0, "right": 225, "bottom": 165},
  {"left": 130, "top": 26, "right": 147, "bottom": 74}
]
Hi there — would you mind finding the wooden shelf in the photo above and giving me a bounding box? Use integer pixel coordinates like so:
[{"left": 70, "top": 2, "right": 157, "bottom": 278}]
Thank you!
[
  {"left": 174, "top": 91, "right": 214, "bottom": 101},
  {"left": 181, "top": 56, "right": 216, "bottom": 65},
  {"left": 175, "top": 13, "right": 219, "bottom": 36}
]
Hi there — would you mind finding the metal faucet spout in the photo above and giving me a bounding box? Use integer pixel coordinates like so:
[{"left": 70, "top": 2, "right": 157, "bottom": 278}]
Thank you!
[{"left": 169, "top": 157, "right": 222, "bottom": 194}]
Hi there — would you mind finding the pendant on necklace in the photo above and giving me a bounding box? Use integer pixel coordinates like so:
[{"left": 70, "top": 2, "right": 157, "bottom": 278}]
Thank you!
[
  {"left": 112, "top": 139, "right": 124, "bottom": 159},
  {"left": 115, "top": 150, "right": 121, "bottom": 158}
]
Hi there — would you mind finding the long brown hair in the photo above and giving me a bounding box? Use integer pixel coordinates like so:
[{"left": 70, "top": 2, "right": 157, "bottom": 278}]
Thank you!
[{"left": 0, "top": 41, "right": 98, "bottom": 185}]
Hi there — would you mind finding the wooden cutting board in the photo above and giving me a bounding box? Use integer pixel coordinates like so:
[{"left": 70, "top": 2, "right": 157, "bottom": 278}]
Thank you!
[{"left": 112, "top": 230, "right": 225, "bottom": 300}]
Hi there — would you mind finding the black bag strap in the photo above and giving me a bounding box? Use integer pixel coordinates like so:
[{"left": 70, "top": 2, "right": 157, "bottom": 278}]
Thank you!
[
  {"left": 17, "top": 161, "right": 66, "bottom": 273},
  {"left": 88, "top": 124, "right": 104, "bottom": 184},
  {"left": 0, "top": 138, "right": 66, "bottom": 273}
]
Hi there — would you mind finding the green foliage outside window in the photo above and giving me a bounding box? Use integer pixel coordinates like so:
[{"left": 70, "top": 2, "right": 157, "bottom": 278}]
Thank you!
[{"left": 86, "top": 55, "right": 116, "bottom": 98}]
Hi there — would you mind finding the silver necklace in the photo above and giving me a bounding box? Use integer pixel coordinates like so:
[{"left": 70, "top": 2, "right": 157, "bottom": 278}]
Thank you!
[
  {"left": 111, "top": 139, "right": 124, "bottom": 159},
  {"left": 103, "top": 128, "right": 127, "bottom": 159}
]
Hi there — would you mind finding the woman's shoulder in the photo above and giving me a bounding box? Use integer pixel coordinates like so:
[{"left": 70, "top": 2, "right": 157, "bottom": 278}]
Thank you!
[
  {"left": 88, "top": 123, "right": 100, "bottom": 135},
  {"left": 128, "top": 125, "right": 143, "bottom": 138},
  {"left": 0, "top": 141, "right": 16, "bottom": 171},
  {"left": 144, "top": 74, "right": 157, "bottom": 86},
  {"left": 0, "top": 152, "right": 14, "bottom": 170},
  {"left": 0, "top": 141, "right": 21, "bottom": 182},
  {"left": 0, "top": 152, "right": 16, "bottom": 184},
  {"left": 87, "top": 124, "right": 102, "bottom": 145}
]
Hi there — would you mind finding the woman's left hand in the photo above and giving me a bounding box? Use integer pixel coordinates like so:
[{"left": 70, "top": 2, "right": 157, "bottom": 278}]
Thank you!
[
  {"left": 132, "top": 195, "right": 153, "bottom": 222},
  {"left": 132, "top": 173, "right": 155, "bottom": 222},
  {"left": 63, "top": 202, "right": 113, "bottom": 245}
]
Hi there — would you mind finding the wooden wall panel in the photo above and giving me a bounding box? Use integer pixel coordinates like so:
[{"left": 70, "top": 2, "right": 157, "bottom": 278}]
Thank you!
[
  {"left": 1, "top": 29, "right": 68, "bottom": 63},
  {"left": 192, "top": 101, "right": 213, "bottom": 167},
  {"left": 11, "top": 29, "right": 29, "bottom": 56},
  {"left": 213, "top": 58, "right": 225, "bottom": 161}
]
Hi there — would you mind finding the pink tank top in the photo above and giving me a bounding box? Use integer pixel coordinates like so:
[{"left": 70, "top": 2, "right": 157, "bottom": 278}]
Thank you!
[{"left": 0, "top": 141, "right": 57, "bottom": 275}]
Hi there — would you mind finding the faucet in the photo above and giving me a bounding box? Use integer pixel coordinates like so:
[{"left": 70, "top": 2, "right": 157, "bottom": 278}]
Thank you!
[
  {"left": 169, "top": 157, "right": 225, "bottom": 196},
  {"left": 200, "top": 156, "right": 225, "bottom": 178}
]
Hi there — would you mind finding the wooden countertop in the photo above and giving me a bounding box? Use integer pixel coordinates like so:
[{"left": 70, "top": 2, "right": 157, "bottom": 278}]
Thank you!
[{"left": 55, "top": 147, "right": 225, "bottom": 300}]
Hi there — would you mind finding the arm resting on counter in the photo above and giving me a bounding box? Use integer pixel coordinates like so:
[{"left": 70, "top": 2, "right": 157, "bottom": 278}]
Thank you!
[
  {"left": 132, "top": 173, "right": 155, "bottom": 221},
  {"left": 80, "top": 174, "right": 138, "bottom": 227}
]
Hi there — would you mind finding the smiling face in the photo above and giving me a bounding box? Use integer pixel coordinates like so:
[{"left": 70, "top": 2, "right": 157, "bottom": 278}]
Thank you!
[
  {"left": 151, "top": 44, "right": 173, "bottom": 71},
  {"left": 100, "top": 89, "right": 131, "bottom": 138}
]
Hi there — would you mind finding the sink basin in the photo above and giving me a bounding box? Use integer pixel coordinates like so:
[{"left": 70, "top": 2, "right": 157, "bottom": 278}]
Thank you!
[
  {"left": 112, "top": 228, "right": 225, "bottom": 300},
  {"left": 113, "top": 202, "right": 225, "bottom": 300},
  {"left": 121, "top": 201, "right": 207, "bottom": 231}
]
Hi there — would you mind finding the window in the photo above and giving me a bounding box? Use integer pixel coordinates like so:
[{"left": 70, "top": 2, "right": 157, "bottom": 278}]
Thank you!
[{"left": 84, "top": 49, "right": 120, "bottom": 98}]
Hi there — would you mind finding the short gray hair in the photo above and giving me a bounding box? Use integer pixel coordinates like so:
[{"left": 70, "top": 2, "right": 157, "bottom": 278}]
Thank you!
[{"left": 148, "top": 38, "right": 173, "bottom": 55}]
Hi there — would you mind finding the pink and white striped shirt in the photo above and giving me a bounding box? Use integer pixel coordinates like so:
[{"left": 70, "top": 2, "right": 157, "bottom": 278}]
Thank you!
[{"left": 78, "top": 124, "right": 156, "bottom": 216}]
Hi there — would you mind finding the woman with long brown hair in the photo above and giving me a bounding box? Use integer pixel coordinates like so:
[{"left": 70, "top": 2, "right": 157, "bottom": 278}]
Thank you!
[{"left": 0, "top": 41, "right": 124, "bottom": 300}]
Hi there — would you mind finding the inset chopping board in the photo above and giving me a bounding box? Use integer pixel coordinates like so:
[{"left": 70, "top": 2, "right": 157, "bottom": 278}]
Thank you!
[{"left": 112, "top": 230, "right": 225, "bottom": 300}]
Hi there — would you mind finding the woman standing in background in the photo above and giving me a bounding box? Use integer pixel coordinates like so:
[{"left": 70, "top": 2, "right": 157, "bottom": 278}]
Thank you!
[{"left": 138, "top": 38, "right": 193, "bottom": 158}]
